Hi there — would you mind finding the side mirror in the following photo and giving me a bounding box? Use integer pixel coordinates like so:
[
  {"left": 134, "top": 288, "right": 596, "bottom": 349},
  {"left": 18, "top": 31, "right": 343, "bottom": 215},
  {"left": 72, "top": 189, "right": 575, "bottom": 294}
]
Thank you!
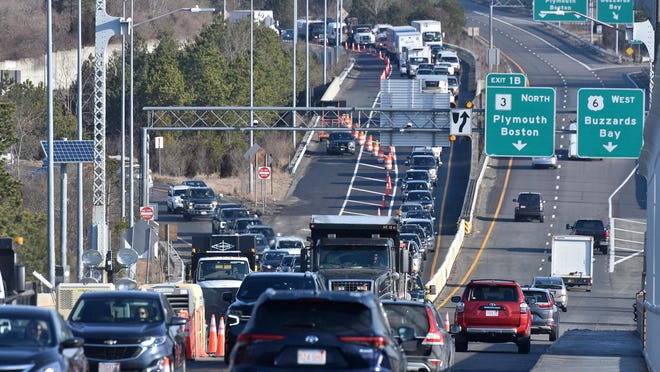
[
  {"left": 565, "top": 224, "right": 571, "bottom": 230},
  {"left": 449, "top": 324, "right": 461, "bottom": 334},
  {"left": 512, "top": 198, "right": 517, "bottom": 202},
  {"left": 451, "top": 295, "right": 461, "bottom": 303},
  {"left": 427, "top": 284, "right": 437, "bottom": 295}
]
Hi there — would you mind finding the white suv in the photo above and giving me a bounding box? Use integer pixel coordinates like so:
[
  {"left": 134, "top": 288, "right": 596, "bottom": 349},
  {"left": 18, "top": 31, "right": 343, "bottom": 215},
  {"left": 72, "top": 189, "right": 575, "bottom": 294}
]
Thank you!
[{"left": 166, "top": 184, "right": 189, "bottom": 213}]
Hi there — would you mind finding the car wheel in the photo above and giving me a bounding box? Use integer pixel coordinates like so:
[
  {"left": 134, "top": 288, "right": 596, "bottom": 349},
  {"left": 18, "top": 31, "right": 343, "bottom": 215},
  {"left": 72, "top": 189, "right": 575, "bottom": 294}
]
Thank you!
[
  {"left": 601, "top": 247, "right": 608, "bottom": 255},
  {"left": 540, "top": 216, "right": 545, "bottom": 223},
  {"left": 178, "top": 354, "right": 186, "bottom": 372},
  {"left": 224, "top": 342, "right": 231, "bottom": 364},
  {"left": 549, "top": 326, "right": 558, "bottom": 341},
  {"left": 562, "top": 305, "right": 568, "bottom": 312},
  {"left": 167, "top": 204, "right": 172, "bottom": 213},
  {"left": 517, "top": 336, "right": 531, "bottom": 354},
  {"left": 514, "top": 214, "right": 519, "bottom": 221},
  {"left": 454, "top": 335, "right": 468, "bottom": 352}
]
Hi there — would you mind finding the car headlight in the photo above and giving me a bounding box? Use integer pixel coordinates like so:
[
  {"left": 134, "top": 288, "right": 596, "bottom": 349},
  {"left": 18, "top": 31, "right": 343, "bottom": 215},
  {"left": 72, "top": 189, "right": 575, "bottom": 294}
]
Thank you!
[
  {"left": 140, "top": 336, "right": 168, "bottom": 347},
  {"left": 211, "top": 201, "right": 218, "bottom": 208},
  {"left": 35, "top": 361, "right": 63, "bottom": 372},
  {"left": 187, "top": 202, "right": 194, "bottom": 208}
]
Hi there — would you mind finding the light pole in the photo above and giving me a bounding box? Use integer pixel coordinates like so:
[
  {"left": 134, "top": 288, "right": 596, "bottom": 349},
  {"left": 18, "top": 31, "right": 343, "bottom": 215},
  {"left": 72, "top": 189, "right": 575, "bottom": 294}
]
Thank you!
[{"left": 127, "top": 4, "right": 214, "bottom": 225}]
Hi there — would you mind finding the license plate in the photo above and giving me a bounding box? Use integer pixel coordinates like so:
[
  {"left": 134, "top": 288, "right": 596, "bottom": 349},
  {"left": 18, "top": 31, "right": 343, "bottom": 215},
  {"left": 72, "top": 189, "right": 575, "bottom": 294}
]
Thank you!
[
  {"left": 486, "top": 310, "right": 499, "bottom": 317},
  {"left": 297, "top": 349, "right": 326, "bottom": 365},
  {"left": 99, "top": 363, "right": 120, "bottom": 372},
  {"left": 200, "top": 211, "right": 207, "bottom": 214}
]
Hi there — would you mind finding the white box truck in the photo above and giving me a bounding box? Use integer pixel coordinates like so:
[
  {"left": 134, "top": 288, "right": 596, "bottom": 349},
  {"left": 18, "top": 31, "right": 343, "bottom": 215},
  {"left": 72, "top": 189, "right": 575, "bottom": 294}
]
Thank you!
[
  {"left": 411, "top": 20, "right": 443, "bottom": 47},
  {"left": 551, "top": 235, "right": 594, "bottom": 291}
]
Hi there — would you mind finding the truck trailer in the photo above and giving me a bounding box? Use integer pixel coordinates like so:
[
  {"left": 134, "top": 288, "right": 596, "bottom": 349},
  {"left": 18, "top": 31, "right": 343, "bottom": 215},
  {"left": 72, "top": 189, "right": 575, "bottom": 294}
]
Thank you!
[
  {"left": 301, "top": 215, "right": 410, "bottom": 300},
  {"left": 551, "top": 235, "right": 594, "bottom": 291},
  {"left": 411, "top": 20, "right": 443, "bottom": 47}
]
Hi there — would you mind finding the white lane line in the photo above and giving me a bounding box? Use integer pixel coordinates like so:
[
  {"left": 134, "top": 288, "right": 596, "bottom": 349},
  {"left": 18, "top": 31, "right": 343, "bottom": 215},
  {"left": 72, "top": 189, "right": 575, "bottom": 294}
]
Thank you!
[
  {"left": 342, "top": 211, "right": 372, "bottom": 216},
  {"left": 339, "top": 91, "right": 382, "bottom": 215},
  {"left": 356, "top": 175, "right": 386, "bottom": 183},
  {"left": 362, "top": 163, "right": 384, "bottom": 169},
  {"left": 352, "top": 187, "right": 385, "bottom": 195},
  {"left": 347, "top": 199, "right": 383, "bottom": 207}
]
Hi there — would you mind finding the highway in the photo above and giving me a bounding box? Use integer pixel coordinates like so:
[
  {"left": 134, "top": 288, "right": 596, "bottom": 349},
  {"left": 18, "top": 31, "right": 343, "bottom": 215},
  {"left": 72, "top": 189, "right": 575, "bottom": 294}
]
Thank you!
[{"left": 153, "top": 5, "right": 647, "bottom": 370}]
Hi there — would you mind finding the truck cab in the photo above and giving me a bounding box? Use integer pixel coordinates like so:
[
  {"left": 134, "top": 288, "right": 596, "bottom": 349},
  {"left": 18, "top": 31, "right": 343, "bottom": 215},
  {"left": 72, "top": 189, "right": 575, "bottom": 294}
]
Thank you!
[{"left": 302, "top": 215, "right": 410, "bottom": 300}]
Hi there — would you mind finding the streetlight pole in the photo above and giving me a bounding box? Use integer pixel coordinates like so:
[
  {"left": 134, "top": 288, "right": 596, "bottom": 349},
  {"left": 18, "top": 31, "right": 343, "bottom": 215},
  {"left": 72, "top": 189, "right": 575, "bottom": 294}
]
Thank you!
[
  {"left": 128, "top": 4, "right": 214, "bottom": 225},
  {"left": 249, "top": 0, "right": 255, "bottom": 196}
]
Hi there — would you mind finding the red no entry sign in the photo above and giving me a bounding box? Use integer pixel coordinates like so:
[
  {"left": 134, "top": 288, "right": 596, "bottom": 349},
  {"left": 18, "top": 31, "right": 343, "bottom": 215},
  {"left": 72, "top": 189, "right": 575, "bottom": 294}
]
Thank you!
[
  {"left": 140, "top": 206, "right": 154, "bottom": 221},
  {"left": 258, "top": 166, "right": 271, "bottom": 180}
]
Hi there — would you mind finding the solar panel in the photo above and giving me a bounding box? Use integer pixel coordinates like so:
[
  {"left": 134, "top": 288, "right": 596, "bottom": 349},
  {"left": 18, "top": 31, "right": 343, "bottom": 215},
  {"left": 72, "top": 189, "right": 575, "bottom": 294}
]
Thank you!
[{"left": 40, "top": 140, "right": 94, "bottom": 163}]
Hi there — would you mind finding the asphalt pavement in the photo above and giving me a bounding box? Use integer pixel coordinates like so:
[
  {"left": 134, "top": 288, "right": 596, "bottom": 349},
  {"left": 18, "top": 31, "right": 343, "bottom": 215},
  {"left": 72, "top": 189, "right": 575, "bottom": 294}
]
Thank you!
[{"left": 532, "top": 329, "right": 646, "bottom": 371}]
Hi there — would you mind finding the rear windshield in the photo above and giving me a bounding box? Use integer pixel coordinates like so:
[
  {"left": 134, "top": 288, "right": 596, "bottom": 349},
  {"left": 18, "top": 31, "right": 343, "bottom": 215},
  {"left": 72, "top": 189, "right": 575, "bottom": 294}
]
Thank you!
[
  {"left": 410, "top": 156, "right": 436, "bottom": 167},
  {"left": 467, "top": 286, "right": 519, "bottom": 302},
  {"left": 237, "top": 276, "right": 316, "bottom": 301},
  {"left": 253, "top": 299, "right": 372, "bottom": 333},
  {"left": 523, "top": 291, "right": 551, "bottom": 304},
  {"left": 518, "top": 193, "right": 540, "bottom": 203},
  {"left": 575, "top": 220, "right": 604, "bottom": 229},
  {"left": 405, "top": 171, "right": 429, "bottom": 181},
  {"left": 383, "top": 304, "right": 429, "bottom": 336}
]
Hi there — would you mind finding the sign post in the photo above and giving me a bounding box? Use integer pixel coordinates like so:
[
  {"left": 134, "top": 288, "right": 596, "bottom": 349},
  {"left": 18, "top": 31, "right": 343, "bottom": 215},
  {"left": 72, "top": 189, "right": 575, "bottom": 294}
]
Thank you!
[
  {"left": 486, "top": 87, "right": 555, "bottom": 157},
  {"left": 576, "top": 88, "right": 644, "bottom": 158}
]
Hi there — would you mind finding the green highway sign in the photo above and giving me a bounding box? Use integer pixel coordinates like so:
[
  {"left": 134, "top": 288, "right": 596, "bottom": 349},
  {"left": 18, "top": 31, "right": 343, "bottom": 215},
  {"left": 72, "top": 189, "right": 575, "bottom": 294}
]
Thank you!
[
  {"left": 577, "top": 88, "right": 644, "bottom": 158},
  {"left": 487, "top": 73, "right": 527, "bottom": 87},
  {"left": 486, "top": 87, "right": 555, "bottom": 157},
  {"left": 534, "top": 0, "right": 588, "bottom": 22},
  {"left": 597, "top": 0, "right": 633, "bottom": 24}
]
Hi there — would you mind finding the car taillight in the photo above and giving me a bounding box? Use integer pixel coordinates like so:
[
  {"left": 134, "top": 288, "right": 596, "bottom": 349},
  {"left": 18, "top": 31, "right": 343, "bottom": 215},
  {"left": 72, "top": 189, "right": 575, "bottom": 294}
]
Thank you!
[
  {"left": 537, "top": 302, "right": 554, "bottom": 309},
  {"left": 338, "top": 335, "right": 388, "bottom": 349},
  {"left": 422, "top": 332, "right": 445, "bottom": 346},
  {"left": 520, "top": 302, "right": 529, "bottom": 314},
  {"left": 237, "top": 333, "right": 285, "bottom": 344},
  {"left": 605, "top": 230, "right": 610, "bottom": 239},
  {"left": 422, "top": 307, "right": 445, "bottom": 345}
]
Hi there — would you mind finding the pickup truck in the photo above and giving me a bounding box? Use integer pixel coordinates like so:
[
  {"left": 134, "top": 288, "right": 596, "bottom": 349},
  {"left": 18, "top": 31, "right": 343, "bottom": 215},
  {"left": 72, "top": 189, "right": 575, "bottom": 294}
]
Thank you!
[{"left": 566, "top": 219, "right": 610, "bottom": 254}]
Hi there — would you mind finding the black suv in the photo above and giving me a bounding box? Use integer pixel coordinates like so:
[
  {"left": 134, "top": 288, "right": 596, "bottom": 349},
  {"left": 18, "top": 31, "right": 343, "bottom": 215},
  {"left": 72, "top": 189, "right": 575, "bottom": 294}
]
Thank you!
[
  {"left": 326, "top": 131, "right": 356, "bottom": 155},
  {"left": 67, "top": 290, "right": 187, "bottom": 372},
  {"left": 222, "top": 272, "right": 327, "bottom": 363},
  {"left": 513, "top": 192, "right": 545, "bottom": 222},
  {"left": 182, "top": 186, "right": 218, "bottom": 220},
  {"left": 229, "top": 290, "right": 407, "bottom": 371}
]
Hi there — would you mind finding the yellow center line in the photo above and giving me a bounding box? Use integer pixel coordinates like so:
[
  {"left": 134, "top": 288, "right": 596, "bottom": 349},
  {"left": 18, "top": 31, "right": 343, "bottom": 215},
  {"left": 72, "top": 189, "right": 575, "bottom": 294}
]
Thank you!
[
  {"left": 430, "top": 143, "right": 454, "bottom": 273},
  {"left": 436, "top": 157, "right": 513, "bottom": 308}
]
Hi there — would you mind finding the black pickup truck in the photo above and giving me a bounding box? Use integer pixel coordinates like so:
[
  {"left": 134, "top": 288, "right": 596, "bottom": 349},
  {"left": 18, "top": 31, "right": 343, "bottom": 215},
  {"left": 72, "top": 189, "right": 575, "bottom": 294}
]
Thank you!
[{"left": 566, "top": 219, "right": 610, "bottom": 254}]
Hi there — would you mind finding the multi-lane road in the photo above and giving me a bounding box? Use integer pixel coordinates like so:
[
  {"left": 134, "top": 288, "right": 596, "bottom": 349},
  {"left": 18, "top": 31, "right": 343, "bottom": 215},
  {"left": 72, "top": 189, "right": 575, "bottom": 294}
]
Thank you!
[{"left": 154, "top": 3, "right": 648, "bottom": 370}]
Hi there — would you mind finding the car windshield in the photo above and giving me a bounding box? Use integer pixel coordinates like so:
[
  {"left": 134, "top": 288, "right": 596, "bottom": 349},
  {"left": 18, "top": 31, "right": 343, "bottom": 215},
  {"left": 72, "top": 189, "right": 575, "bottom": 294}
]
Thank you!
[
  {"left": 518, "top": 194, "right": 540, "bottom": 203},
  {"left": 406, "top": 182, "right": 428, "bottom": 191},
  {"left": 330, "top": 132, "right": 353, "bottom": 140},
  {"left": 69, "top": 297, "right": 164, "bottom": 324},
  {"left": 172, "top": 189, "right": 187, "bottom": 197},
  {"left": 318, "top": 246, "right": 390, "bottom": 269},
  {"left": 263, "top": 252, "right": 287, "bottom": 262},
  {"left": 198, "top": 260, "right": 249, "bottom": 281},
  {"left": 189, "top": 188, "right": 214, "bottom": 198},
  {"left": 278, "top": 240, "right": 304, "bottom": 249},
  {"left": 249, "top": 227, "right": 275, "bottom": 238},
  {"left": 400, "top": 204, "right": 424, "bottom": 213},
  {"left": 405, "top": 210, "right": 431, "bottom": 219},
  {"left": 0, "top": 315, "right": 55, "bottom": 347},
  {"left": 183, "top": 180, "right": 206, "bottom": 187},
  {"left": 222, "top": 209, "right": 248, "bottom": 219},
  {"left": 407, "top": 221, "right": 432, "bottom": 236}
]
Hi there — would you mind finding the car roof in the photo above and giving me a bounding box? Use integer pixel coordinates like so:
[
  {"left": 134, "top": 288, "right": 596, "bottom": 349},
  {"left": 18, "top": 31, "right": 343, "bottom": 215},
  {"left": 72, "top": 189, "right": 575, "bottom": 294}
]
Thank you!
[
  {"left": 169, "top": 184, "right": 189, "bottom": 191},
  {"left": 0, "top": 304, "right": 58, "bottom": 317},
  {"left": 257, "top": 288, "right": 377, "bottom": 303},
  {"left": 468, "top": 279, "right": 520, "bottom": 287},
  {"left": 77, "top": 290, "right": 163, "bottom": 299},
  {"left": 275, "top": 236, "right": 305, "bottom": 241},
  {"left": 381, "top": 298, "right": 431, "bottom": 307}
]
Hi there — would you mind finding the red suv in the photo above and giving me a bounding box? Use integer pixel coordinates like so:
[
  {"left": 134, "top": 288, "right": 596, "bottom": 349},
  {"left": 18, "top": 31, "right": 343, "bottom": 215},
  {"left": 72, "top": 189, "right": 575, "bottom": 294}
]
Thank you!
[{"left": 451, "top": 279, "right": 532, "bottom": 353}]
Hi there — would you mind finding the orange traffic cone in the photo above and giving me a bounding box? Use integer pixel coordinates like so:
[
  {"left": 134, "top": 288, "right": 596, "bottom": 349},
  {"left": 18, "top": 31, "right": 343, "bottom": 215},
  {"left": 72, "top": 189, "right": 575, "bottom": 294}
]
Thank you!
[
  {"left": 381, "top": 195, "right": 386, "bottom": 209},
  {"left": 162, "top": 357, "right": 171, "bottom": 372},
  {"left": 366, "top": 135, "right": 373, "bottom": 152},
  {"left": 444, "top": 311, "right": 450, "bottom": 332},
  {"left": 386, "top": 174, "right": 392, "bottom": 191},
  {"left": 372, "top": 140, "right": 380, "bottom": 156},
  {"left": 358, "top": 131, "right": 366, "bottom": 146},
  {"left": 385, "top": 153, "right": 393, "bottom": 171},
  {"left": 216, "top": 316, "right": 225, "bottom": 357},
  {"left": 377, "top": 149, "right": 385, "bottom": 163},
  {"left": 379, "top": 50, "right": 383, "bottom": 60},
  {"left": 208, "top": 314, "right": 217, "bottom": 354}
]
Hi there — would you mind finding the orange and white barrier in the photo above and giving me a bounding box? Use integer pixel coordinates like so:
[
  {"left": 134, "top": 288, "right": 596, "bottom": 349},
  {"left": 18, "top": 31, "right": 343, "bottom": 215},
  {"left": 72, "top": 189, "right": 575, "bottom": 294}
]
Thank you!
[
  {"left": 385, "top": 153, "right": 393, "bottom": 170},
  {"left": 377, "top": 149, "right": 385, "bottom": 163},
  {"left": 358, "top": 131, "right": 366, "bottom": 146},
  {"left": 372, "top": 140, "right": 380, "bottom": 157},
  {"left": 366, "top": 135, "right": 373, "bottom": 152}
]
